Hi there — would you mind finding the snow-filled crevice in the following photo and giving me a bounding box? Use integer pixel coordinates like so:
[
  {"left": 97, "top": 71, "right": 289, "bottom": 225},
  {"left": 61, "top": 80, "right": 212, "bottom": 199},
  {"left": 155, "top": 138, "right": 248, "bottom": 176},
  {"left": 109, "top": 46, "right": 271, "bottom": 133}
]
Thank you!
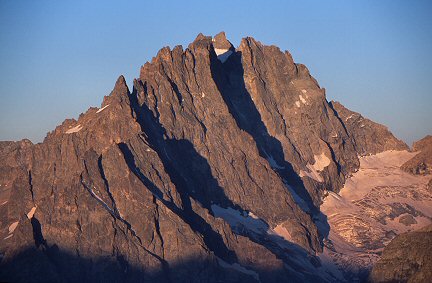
[
  {"left": 262, "top": 149, "right": 284, "bottom": 170},
  {"left": 97, "top": 155, "right": 121, "bottom": 217},
  {"left": 80, "top": 175, "right": 141, "bottom": 243},
  {"left": 96, "top": 104, "right": 110, "bottom": 113},
  {"left": 210, "top": 204, "right": 320, "bottom": 276},
  {"left": 65, "top": 124, "right": 83, "bottom": 134}
]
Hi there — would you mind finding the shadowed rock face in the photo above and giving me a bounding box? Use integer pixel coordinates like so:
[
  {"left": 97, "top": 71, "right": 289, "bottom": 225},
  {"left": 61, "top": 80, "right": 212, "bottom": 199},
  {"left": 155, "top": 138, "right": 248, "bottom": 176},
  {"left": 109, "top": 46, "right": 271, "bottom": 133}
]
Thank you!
[{"left": 0, "top": 32, "right": 411, "bottom": 282}]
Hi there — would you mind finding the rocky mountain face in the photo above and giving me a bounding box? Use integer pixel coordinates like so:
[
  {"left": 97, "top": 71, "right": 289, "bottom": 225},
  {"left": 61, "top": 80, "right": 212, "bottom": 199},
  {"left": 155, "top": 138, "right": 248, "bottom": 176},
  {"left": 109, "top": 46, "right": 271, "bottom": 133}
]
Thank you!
[
  {"left": 401, "top": 135, "right": 432, "bottom": 176},
  {"left": 329, "top": 101, "right": 408, "bottom": 156},
  {"left": 0, "top": 32, "right": 426, "bottom": 282},
  {"left": 370, "top": 224, "right": 432, "bottom": 283}
]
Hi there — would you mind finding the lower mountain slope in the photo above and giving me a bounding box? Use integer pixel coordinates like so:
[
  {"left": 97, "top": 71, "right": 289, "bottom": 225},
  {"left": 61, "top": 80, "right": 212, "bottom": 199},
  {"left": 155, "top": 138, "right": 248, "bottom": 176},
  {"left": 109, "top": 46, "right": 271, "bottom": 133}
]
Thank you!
[{"left": 370, "top": 224, "right": 432, "bottom": 283}]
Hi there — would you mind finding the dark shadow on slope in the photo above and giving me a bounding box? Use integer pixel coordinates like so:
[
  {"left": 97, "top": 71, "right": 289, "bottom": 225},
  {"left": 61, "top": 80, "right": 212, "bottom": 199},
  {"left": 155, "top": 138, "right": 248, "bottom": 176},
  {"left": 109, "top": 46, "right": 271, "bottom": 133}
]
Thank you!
[
  {"left": 120, "top": 89, "right": 240, "bottom": 264},
  {"left": 328, "top": 101, "right": 350, "bottom": 138},
  {"left": 209, "top": 51, "right": 319, "bottom": 215},
  {"left": 31, "top": 217, "right": 48, "bottom": 249},
  {"left": 126, "top": 76, "right": 330, "bottom": 278},
  {"left": 0, "top": 246, "right": 328, "bottom": 283},
  {"left": 117, "top": 139, "right": 328, "bottom": 282},
  {"left": 117, "top": 142, "right": 164, "bottom": 201}
]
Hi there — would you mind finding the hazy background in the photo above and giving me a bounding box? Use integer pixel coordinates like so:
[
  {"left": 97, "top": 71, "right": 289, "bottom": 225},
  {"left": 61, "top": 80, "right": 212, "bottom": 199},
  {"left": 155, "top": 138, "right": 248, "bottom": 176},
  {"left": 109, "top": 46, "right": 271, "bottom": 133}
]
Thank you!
[{"left": 1, "top": 0, "right": 431, "bottom": 145}]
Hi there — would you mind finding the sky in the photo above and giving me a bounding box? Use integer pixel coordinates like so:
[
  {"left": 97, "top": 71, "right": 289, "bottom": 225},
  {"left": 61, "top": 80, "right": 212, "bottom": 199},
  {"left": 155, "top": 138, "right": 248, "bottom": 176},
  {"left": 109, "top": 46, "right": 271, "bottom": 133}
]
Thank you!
[{"left": 0, "top": 0, "right": 431, "bottom": 146}]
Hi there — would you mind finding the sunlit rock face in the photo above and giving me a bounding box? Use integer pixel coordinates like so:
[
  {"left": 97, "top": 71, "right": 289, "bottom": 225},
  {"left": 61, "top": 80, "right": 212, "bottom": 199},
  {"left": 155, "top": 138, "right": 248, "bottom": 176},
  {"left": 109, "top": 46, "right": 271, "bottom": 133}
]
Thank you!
[
  {"left": 401, "top": 135, "right": 432, "bottom": 175},
  {"left": 370, "top": 224, "right": 432, "bottom": 283},
  {"left": 0, "top": 32, "right": 426, "bottom": 283}
]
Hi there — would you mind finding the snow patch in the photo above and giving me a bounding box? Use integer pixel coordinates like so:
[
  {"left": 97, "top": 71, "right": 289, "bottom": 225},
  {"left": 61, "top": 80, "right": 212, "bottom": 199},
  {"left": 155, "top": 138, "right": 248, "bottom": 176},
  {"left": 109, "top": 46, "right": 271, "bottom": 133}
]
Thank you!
[
  {"left": 27, "top": 206, "right": 37, "bottom": 219},
  {"left": 299, "top": 94, "right": 307, "bottom": 104},
  {"left": 272, "top": 224, "right": 292, "bottom": 242},
  {"left": 214, "top": 48, "right": 233, "bottom": 63},
  {"left": 96, "top": 104, "right": 110, "bottom": 113},
  {"left": 300, "top": 167, "right": 324, "bottom": 182},
  {"left": 295, "top": 101, "right": 301, "bottom": 108},
  {"left": 283, "top": 180, "right": 311, "bottom": 212},
  {"left": 1, "top": 201, "right": 7, "bottom": 206},
  {"left": 299, "top": 153, "right": 330, "bottom": 182},
  {"left": 87, "top": 186, "right": 116, "bottom": 215},
  {"left": 263, "top": 149, "right": 285, "bottom": 169},
  {"left": 65, "top": 124, "right": 83, "bottom": 134},
  {"left": 217, "top": 258, "right": 260, "bottom": 281},
  {"left": 248, "top": 211, "right": 259, "bottom": 219},
  {"left": 3, "top": 234, "right": 13, "bottom": 240},
  {"left": 8, "top": 221, "right": 19, "bottom": 234},
  {"left": 201, "top": 92, "right": 206, "bottom": 98},
  {"left": 312, "top": 152, "right": 331, "bottom": 171},
  {"left": 301, "top": 89, "right": 307, "bottom": 94},
  {"left": 211, "top": 205, "right": 267, "bottom": 234},
  {"left": 345, "top": 114, "right": 355, "bottom": 121}
]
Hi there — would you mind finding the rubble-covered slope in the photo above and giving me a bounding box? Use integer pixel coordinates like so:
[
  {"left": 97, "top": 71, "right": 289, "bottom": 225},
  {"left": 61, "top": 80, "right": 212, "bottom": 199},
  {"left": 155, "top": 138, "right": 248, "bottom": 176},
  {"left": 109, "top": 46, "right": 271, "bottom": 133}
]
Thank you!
[
  {"left": 330, "top": 101, "right": 408, "bottom": 156},
  {"left": 370, "top": 224, "right": 432, "bottom": 283},
  {"left": 0, "top": 32, "right": 412, "bottom": 283},
  {"left": 401, "top": 135, "right": 432, "bottom": 175}
]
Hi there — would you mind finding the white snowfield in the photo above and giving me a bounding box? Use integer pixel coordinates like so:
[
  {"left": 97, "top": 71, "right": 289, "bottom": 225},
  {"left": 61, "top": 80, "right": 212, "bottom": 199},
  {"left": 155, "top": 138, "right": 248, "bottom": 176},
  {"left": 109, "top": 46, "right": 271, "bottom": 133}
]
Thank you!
[
  {"left": 214, "top": 48, "right": 233, "bottom": 63},
  {"left": 65, "top": 124, "right": 83, "bottom": 134},
  {"left": 299, "top": 152, "right": 331, "bottom": 182},
  {"left": 319, "top": 150, "right": 432, "bottom": 281},
  {"left": 96, "top": 104, "right": 110, "bottom": 113}
]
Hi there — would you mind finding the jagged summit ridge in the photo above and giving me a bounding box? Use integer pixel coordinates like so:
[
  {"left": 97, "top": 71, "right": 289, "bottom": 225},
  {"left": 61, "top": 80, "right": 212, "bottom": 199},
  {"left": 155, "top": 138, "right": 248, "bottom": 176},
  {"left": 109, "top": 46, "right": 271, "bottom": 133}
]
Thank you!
[{"left": 0, "top": 32, "right": 415, "bottom": 283}]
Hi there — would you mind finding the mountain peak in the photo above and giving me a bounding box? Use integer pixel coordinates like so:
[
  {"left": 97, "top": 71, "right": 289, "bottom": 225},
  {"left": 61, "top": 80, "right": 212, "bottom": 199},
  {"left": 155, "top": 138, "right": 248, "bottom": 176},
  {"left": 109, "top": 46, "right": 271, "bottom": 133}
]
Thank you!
[
  {"left": 1, "top": 32, "right": 429, "bottom": 283},
  {"left": 189, "top": 33, "right": 212, "bottom": 49},
  {"left": 115, "top": 74, "right": 127, "bottom": 87},
  {"left": 212, "top": 31, "right": 234, "bottom": 50},
  {"left": 100, "top": 74, "right": 129, "bottom": 106}
]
